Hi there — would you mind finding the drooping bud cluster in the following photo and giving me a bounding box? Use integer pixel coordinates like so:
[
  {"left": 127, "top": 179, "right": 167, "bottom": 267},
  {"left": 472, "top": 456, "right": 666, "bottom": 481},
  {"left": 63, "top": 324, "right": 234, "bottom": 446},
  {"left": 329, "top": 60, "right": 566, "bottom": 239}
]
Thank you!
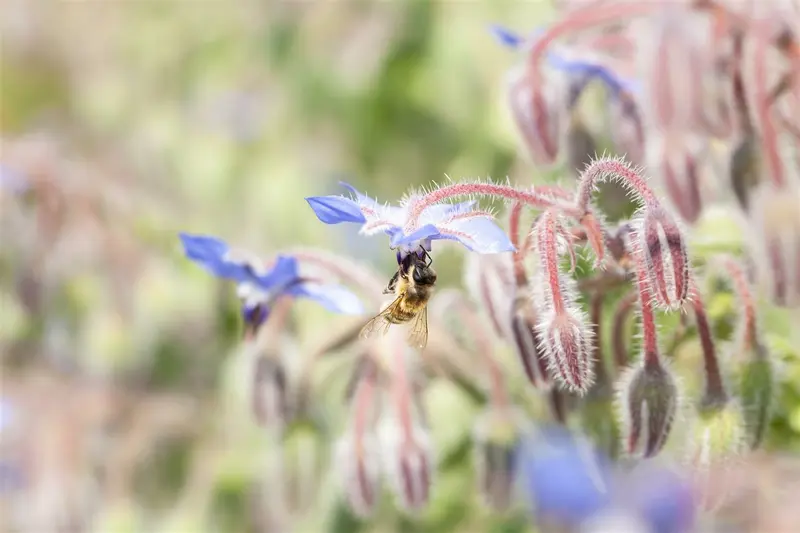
[{"left": 532, "top": 209, "right": 594, "bottom": 394}]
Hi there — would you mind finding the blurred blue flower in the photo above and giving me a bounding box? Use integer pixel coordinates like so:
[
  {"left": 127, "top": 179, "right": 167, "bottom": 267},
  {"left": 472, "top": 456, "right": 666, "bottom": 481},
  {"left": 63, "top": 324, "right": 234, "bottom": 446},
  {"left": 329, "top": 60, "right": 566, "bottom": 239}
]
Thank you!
[
  {"left": 0, "top": 165, "right": 30, "bottom": 195},
  {"left": 179, "top": 233, "right": 364, "bottom": 330},
  {"left": 489, "top": 25, "right": 638, "bottom": 99},
  {"left": 306, "top": 182, "right": 514, "bottom": 257},
  {"left": 520, "top": 426, "right": 694, "bottom": 533}
]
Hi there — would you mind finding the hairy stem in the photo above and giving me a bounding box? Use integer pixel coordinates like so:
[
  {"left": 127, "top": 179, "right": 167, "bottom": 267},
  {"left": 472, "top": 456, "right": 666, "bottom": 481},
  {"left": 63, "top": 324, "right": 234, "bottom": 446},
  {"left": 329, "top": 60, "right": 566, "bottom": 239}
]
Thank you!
[
  {"left": 575, "top": 157, "right": 659, "bottom": 213},
  {"left": 612, "top": 291, "right": 638, "bottom": 370},
  {"left": 535, "top": 210, "right": 567, "bottom": 316},
  {"left": 719, "top": 257, "right": 760, "bottom": 354},
  {"left": 391, "top": 341, "right": 415, "bottom": 439},
  {"left": 509, "top": 202, "right": 529, "bottom": 285},
  {"left": 404, "top": 182, "right": 577, "bottom": 234},
  {"left": 633, "top": 250, "right": 660, "bottom": 369}
]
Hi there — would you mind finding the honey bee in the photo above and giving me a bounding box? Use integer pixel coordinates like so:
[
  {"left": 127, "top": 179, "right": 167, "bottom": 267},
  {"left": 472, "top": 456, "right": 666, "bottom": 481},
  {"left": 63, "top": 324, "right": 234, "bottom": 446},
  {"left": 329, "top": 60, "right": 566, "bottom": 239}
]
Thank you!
[{"left": 360, "top": 250, "right": 437, "bottom": 349}]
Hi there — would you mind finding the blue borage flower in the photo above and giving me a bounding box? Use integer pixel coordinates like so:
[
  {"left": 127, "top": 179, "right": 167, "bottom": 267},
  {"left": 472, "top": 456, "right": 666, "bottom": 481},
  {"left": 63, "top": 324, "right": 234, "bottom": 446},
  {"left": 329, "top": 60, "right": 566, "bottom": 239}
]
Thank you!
[
  {"left": 306, "top": 182, "right": 515, "bottom": 257},
  {"left": 179, "top": 233, "right": 364, "bottom": 333},
  {"left": 521, "top": 426, "right": 694, "bottom": 533},
  {"left": 489, "top": 25, "right": 640, "bottom": 100}
]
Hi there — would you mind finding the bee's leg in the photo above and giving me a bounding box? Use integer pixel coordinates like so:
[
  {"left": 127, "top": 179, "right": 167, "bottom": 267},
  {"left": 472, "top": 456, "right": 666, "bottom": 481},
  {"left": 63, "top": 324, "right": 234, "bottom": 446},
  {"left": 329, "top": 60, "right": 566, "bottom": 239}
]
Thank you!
[{"left": 384, "top": 269, "right": 400, "bottom": 294}]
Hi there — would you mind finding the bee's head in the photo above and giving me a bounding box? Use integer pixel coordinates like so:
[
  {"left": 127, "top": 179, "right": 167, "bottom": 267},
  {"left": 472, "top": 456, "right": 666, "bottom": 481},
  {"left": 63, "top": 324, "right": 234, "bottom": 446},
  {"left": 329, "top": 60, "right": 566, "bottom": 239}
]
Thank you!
[{"left": 411, "top": 263, "right": 437, "bottom": 286}]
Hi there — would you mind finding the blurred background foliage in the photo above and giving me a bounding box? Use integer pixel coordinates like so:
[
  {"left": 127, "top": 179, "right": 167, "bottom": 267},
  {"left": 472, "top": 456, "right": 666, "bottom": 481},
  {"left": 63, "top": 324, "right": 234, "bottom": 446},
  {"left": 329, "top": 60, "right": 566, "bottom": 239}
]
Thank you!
[{"left": 1, "top": 1, "right": 799, "bottom": 533}]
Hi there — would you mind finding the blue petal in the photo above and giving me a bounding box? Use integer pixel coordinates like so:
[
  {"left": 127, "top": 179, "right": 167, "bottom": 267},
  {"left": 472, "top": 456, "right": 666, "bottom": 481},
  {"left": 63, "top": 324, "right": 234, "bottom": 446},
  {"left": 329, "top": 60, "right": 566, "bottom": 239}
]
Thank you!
[
  {"left": 305, "top": 195, "right": 367, "bottom": 225},
  {"left": 289, "top": 283, "right": 364, "bottom": 315},
  {"left": 521, "top": 427, "right": 612, "bottom": 525},
  {"left": 179, "top": 233, "right": 252, "bottom": 281},
  {"left": 489, "top": 25, "right": 525, "bottom": 48},
  {"left": 389, "top": 224, "right": 440, "bottom": 248},
  {"left": 257, "top": 255, "right": 300, "bottom": 292},
  {"left": 437, "top": 217, "right": 516, "bottom": 254},
  {"left": 626, "top": 466, "right": 695, "bottom": 533}
]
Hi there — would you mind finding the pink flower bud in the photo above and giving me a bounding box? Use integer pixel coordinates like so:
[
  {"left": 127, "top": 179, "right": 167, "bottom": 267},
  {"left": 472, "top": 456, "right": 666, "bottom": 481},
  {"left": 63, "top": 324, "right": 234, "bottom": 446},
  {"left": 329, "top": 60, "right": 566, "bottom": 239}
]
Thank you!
[
  {"left": 608, "top": 96, "right": 646, "bottom": 167},
  {"left": 616, "top": 358, "right": 680, "bottom": 458},
  {"left": 635, "top": 205, "right": 690, "bottom": 311},
  {"left": 334, "top": 433, "right": 382, "bottom": 518},
  {"left": 507, "top": 65, "right": 564, "bottom": 167},
  {"left": 472, "top": 407, "right": 527, "bottom": 511},
  {"left": 381, "top": 422, "right": 434, "bottom": 513},
  {"left": 647, "top": 135, "right": 705, "bottom": 224},
  {"left": 536, "top": 308, "right": 594, "bottom": 395},
  {"left": 747, "top": 183, "right": 800, "bottom": 307},
  {"left": 251, "top": 354, "right": 289, "bottom": 430}
]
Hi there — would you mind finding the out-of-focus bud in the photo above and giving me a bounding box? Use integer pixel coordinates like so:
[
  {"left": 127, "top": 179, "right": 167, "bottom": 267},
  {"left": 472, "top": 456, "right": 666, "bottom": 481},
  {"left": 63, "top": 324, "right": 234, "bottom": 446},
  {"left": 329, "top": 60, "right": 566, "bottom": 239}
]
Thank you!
[
  {"left": 566, "top": 115, "right": 598, "bottom": 178},
  {"left": 687, "top": 402, "right": 747, "bottom": 513},
  {"left": 736, "top": 344, "right": 774, "bottom": 450},
  {"left": 635, "top": 205, "right": 690, "bottom": 311},
  {"left": 464, "top": 253, "right": 514, "bottom": 339},
  {"left": 510, "top": 289, "right": 551, "bottom": 388},
  {"left": 472, "top": 407, "right": 527, "bottom": 511},
  {"left": 608, "top": 95, "right": 646, "bottom": 167},
  {"left": 506, "top": 64, "right": 565, "bottom": 167},
  {"left": 647, "top": 135, "right": 705, "bottom": 224},
  {"left": 281, "top": 418, "right": 328, "bottom": 514},
  {"left": 334, "top": 432, "right": 382, "bottom": 518},
  {"left": 381, "top": 421, "right": 434, "bottom": 513},
  {"left": 729, "top": 134, "right": 762, "bottom": 211},
  {"left": 616, "top": 358, "right": 680, "bottom": 458},
  {"left": 537, "top": 308, "right": 594, "bottom": 394},
  {"left": 747, "top": 183, "right": 800, "bottom": 307},
  {"left": 636, "top": 9, "right": 714, "bottom": 133},
  {"left": 251, "top": 354, "right": 290, "bottom": 430}
]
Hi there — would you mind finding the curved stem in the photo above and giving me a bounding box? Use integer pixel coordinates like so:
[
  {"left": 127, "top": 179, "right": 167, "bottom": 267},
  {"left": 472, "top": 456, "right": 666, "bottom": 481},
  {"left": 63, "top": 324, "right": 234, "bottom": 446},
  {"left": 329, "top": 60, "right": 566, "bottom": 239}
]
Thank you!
[
  {"left": 352, "top": 358, "right": 378, "bottom": 457},
  {"left": 575, "top": 157, "right": 660, "bottom": 213},
  {"left": 404, "top": 182, "right": 578, "bottom": 234},
  {"left": 719, "top": 257, "right": 759, "bottom": 352},
  {"left": 689, "top": 282, "right": 728, "bottom": 405}
]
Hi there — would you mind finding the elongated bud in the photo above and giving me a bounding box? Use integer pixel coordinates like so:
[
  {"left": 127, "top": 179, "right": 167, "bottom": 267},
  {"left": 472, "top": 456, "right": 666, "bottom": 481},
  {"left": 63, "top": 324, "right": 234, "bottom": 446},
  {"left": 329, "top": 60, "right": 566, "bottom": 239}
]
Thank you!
[
  {"left": 608, "top": 96, "right": 646, "bottom": 166},
  {"left": 616, "top": 358, "right": 680, "bottom": 458},
  {"left": 464, "top": 253, "right": 514, "bottom": 339},
  {"left": 748, "top": 183, "right": 800, "bottom": 307},
  {"left": 334, "top": 432, "right": 381, "bottom": 518},
  {"left": 648, "top": 135, "right": 705, "bottom": 224},
  {"left": 688, "top": 403, "right": 747, "bottom": 513},
  {"left": 381, "top": 423, "right": 434, "bottom": 513},
  {"left": 506, "top": 64, "right": 563, "bottom": 167},
  {"left": 537, "top": 308, "right": 594, "bottom": 394},
  {"left": 737, "top": 343, "right": 774, "bottom": 450},
  {"left": 252, "top": 355, "right": 290, "bottom": 430},
  {"left": 510, "top": 289, "right": 551, "bottom": 389},
  {"left": 566, "top": 115, "right": 598, "bottom": 178},
  {"left": 729, "top": 135, "right": 762, "bottom": 211},
  {"left": 635, "top": 205, "right": 690, "bottom": 311},
  {"left": 472, "top": 407, "right": 526, "bottom": 512}
]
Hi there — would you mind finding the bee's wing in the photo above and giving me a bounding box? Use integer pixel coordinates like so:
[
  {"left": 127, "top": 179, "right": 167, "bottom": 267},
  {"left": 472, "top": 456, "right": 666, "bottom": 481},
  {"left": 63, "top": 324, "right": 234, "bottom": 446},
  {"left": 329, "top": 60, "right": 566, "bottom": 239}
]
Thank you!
[
  {"left": 360, "top": 296, "right": 403, "bottom": 340},
  {"left": 407, "top": 305, "right": 429, "bottom": 350}
]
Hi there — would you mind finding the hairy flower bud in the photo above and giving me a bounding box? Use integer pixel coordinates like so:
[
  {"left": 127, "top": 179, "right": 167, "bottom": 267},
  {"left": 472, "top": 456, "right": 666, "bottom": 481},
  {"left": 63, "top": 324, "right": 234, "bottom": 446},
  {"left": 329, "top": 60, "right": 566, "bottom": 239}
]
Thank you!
[
  {"left": 472, "top": 407, "right": 527, "bottom": 511},
  {"left": 688, "top": 403, "right": 747, "bottom": 512},
  {"left": 381, "top": 422, "right": 434, "bottom": 513},
  {"left": 648, "top": 135, "right": 705, "bottom": 224},
  {"left": 635, "top": 206, "right": 689, "bottom": 311},
  {"left": 737, "top": 349, "right": 774, "bottom": 450},
  {"left": 507, "top": 65, "right": 564, "bottom": 167},
  {"left": 729, "top": 135, "right": 762, "bottom": 211},
  {"left": 334, "top": 432, "right": 381, "bottom": 518},
  {"left": 251, "top": 354, "right": 290, "bottom": 431},
  {"left": 510, "top": 290, "right": 551, "bottom": 388},
  {"left": 537, "top": 308, "right": 594, "bottom": 394},
  {"left": 616, "top": 358, "right": 680, "bottom": 458},
  {"left": 747, "top": 183, "right": 800, "bottom": 307}
]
